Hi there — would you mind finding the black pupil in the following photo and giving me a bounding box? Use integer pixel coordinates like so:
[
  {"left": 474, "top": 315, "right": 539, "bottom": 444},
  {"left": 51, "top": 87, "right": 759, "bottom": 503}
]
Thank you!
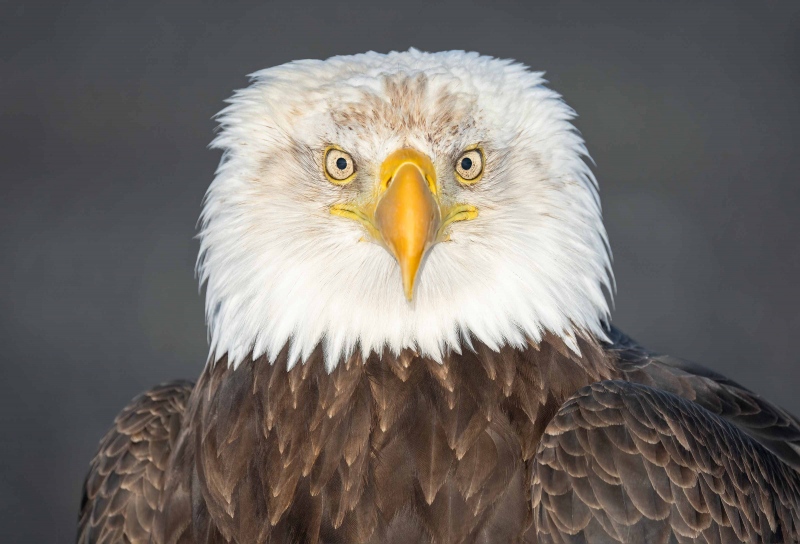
[
  {"left": 460, "top": 157, "right": 473, "bottom": 171},
  {"left": 336, "top": 157, "right": 348, "bottom": 170}
]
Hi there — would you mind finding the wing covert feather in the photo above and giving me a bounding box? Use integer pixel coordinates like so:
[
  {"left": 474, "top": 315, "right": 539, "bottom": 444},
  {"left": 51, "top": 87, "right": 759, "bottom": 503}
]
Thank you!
[
  {"left": 533, "top": 379, "right": 800, "bottom": 543},
  {"left": 607, "top": 327, "right": 800, "bottom": 472},
  {"left": 77, "top": 381, "right": 194, "bottom": 544}
]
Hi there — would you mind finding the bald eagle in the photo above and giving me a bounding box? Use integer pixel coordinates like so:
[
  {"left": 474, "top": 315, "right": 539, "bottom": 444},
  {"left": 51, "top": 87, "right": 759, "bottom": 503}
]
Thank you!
[{"left": 78, "top": 50, "right": 800, "bottom": 544}]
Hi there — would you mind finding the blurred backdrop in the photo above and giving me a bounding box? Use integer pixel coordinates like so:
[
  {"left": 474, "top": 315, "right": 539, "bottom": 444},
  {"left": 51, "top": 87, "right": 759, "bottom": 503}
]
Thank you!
[{"left": 2, "top": 1, "right": 799, "bottom": 541}]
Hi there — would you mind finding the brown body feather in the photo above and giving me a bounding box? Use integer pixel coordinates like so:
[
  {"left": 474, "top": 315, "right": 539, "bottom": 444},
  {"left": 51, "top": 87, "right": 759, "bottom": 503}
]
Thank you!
[{"left": 78, "top": 329, "right": 800, "bottom": 543}]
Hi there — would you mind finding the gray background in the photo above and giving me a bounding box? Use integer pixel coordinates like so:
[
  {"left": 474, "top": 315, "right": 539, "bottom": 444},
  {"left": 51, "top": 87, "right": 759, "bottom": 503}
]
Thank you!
[{"left": 2, "top": 1, "right": 799, "bottom": 541}]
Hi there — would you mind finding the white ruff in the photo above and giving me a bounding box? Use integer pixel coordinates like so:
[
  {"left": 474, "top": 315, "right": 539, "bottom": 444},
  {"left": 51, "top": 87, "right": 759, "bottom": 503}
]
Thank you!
[{"left": 197, "top": 49, "right": 613, "bottom": 371}]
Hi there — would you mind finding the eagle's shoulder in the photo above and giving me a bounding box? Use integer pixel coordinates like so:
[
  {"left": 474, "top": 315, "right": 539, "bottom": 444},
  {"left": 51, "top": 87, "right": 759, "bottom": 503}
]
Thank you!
[
  {"left": 78, "top": 380, "right": 194, "bottom": 544},
  {"left": 604, "top": 326, "right": 800, "bottom": 471},
  {"left": 531, "top": 328, "right": 800, "bottom": 542}
]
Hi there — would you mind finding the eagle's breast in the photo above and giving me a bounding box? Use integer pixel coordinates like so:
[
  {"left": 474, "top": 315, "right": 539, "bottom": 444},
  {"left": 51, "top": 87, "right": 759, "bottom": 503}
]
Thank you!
[{"left": 178, "top": 336, "right": 616, "bottom": 542}]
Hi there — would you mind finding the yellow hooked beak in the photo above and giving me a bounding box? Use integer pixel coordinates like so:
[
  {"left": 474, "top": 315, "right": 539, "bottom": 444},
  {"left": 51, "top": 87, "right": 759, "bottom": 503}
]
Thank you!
[
  {"left": 331, "top": 148, "right": 477, "bottom": 301},
  {"left": 374, "top": 149, "right": 440, "bottom": 300}
]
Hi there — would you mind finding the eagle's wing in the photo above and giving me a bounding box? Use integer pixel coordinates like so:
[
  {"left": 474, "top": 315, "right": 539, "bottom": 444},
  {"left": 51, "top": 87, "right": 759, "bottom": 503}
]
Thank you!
[
  {"left": 532, "top": 329, "right": 800, "bottom": 543},
  {"left": 77, "top": 381, "right": 193, "bottom": 544},
  {"left": 610, "top": 327, "right": 800, "bottom": 473}
]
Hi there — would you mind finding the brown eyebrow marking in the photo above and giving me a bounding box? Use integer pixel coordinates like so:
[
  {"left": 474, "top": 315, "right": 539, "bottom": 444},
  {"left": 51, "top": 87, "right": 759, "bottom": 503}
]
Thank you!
[{"left": 330, "top": 73, "right": 477, "bottom": 147}]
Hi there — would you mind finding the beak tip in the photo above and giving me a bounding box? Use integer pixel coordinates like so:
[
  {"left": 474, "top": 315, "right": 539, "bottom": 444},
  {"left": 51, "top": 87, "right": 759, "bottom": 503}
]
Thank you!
[{"left": 402, "top": 279, "right": 415, "bottom": 302}]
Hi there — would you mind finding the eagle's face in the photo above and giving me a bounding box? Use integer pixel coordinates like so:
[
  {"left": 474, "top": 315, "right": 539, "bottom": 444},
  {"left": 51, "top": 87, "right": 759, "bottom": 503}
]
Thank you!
[{"left": 199, "top": 50, "right": 612, "bottom": 369}]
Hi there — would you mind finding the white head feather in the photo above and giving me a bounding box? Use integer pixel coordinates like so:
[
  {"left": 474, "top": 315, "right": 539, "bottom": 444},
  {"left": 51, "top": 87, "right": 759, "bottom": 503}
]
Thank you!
[{"left": 197, "top": 49, "right": 613, "bottom": 371}]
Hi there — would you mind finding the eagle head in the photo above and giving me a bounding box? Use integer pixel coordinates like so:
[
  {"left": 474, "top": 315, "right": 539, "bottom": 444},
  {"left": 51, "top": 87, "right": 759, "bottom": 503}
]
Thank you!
[{"left": 198, "top": 49, "right": 612, "bottom": 370}]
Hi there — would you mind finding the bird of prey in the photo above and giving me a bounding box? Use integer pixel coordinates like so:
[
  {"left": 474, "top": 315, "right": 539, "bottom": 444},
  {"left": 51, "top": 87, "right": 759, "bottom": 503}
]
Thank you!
[{"left": 78, "top": 50, "right": 800, "bottom": 543}]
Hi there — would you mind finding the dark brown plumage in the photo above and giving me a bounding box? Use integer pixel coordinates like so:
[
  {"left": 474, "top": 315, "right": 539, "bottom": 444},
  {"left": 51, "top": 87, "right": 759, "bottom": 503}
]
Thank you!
[
  {"left": 78, "top": 328, "right": 800, "bottom": 543},
  {"left": 78, "top": 381, "right": 193, "bottom": 544}
]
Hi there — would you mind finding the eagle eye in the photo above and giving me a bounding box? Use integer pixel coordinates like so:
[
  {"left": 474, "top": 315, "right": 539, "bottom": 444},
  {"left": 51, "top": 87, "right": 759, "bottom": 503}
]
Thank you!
[
  {"left": 324, "top": 147, "right": 356, "bottom": 184},
  {"left": 454, "top": 148, "right": 484, "bottom": 184}
]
